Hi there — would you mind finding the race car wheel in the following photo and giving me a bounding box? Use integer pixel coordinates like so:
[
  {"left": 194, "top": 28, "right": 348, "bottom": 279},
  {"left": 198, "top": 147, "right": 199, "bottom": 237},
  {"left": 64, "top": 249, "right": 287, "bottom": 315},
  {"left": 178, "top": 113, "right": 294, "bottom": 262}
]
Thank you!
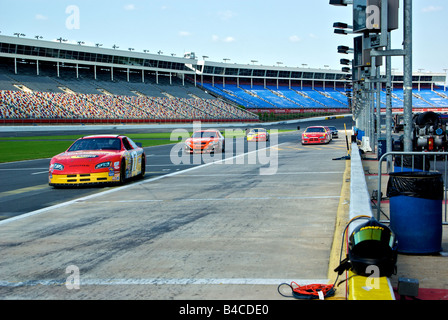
[
  {"left": 139, "top": 155, "right": 146, "bottom": 179},
  {"left": 119, "top": 159, "right": 126, "bottom": 184}
]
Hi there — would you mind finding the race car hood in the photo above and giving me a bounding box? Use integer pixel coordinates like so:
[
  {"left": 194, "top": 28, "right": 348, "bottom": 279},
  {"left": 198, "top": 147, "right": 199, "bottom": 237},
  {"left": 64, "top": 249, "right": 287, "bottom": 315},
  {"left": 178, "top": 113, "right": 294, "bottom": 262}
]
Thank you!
[
  {"left": 186, "top": 138, "right": 218, "bottom": 145},
  {"left": 52, "top": 150, "right": 120, "bottom": 162},
  {"left": 248, "top": 132, "right": 266, "bottom": 136},
  {"left": 303, "top": 132, "right": 326, "bottom": 137}
]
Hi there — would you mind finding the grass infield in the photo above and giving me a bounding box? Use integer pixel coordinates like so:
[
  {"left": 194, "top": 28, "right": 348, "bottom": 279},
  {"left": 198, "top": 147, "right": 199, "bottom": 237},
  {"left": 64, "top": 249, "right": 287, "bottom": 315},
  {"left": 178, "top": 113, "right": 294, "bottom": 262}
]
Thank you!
[{"left": 0, "top": 130, "right": 293, "bottom": 163}]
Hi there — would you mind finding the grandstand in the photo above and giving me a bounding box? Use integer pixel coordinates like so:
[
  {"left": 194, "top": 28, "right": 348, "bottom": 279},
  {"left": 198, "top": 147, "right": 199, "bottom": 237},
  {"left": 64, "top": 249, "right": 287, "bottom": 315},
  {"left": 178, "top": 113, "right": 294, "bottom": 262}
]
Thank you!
[{"left": 0, "top": 34, "right": 447, "bottom": 124}]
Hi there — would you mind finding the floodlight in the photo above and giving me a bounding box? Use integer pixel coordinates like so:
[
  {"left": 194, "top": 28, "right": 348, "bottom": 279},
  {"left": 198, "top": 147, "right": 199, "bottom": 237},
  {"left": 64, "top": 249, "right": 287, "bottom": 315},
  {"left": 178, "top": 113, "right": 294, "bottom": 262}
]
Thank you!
[
  {"left": 329, "top": 0, "right": 353, "bottom": 6},
  {"left": 337, "top": 45, "right": 353, "bottom": 54}
]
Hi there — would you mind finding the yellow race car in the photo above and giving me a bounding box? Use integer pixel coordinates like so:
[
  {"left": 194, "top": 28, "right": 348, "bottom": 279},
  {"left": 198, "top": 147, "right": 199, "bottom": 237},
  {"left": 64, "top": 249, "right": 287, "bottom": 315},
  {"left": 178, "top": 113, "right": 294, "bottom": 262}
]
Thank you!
[{"left": 246, "top": 128, "right": 269, "bottom": 142}]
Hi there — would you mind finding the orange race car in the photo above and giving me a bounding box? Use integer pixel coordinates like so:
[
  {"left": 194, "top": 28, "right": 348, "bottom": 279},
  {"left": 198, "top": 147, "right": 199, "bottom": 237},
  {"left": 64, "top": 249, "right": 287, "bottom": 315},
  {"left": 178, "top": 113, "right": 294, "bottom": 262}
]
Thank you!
[
  {"left": 49, "top": 135, "right": 146, "bottom": 186},
  {"left": 301, "top": 126, "right": 332, "bottom": 145},
  {"left": 185, "top": 129, "right": 225, "bottom": 153}
]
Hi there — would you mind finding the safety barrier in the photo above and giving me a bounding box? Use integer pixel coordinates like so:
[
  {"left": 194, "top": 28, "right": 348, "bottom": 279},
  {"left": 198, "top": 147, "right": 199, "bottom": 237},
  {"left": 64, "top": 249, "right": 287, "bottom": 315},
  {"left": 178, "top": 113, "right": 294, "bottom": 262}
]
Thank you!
[
  {"left": 377, "top": 151, "right": 448, "bottom": 225},
  {"left": 347, "top": 143, "right": 395, "bottom": 300}
]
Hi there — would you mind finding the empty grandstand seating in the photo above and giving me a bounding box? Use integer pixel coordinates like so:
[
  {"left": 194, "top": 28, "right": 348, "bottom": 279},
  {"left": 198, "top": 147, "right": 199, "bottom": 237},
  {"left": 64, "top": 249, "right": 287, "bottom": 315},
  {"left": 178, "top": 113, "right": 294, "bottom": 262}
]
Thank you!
[
  {"left": 0, "top": 89, "right": 258, "bottom": 121},
  {"left": 0, "top": 68, "right": 258, "bottom": 122},
  {"left": 200, "top": 83, "right": 350, "bottom": 110},
  {"left": 2, "top": 63, "right": 448, "bottom": 124}
]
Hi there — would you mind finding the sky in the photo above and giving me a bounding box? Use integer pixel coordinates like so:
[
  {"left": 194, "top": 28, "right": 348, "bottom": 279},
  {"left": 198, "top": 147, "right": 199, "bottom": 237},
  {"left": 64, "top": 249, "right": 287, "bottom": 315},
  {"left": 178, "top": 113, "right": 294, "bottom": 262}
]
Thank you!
[{"left": 0, "top": 0, "right": 447, "bottom": 74}]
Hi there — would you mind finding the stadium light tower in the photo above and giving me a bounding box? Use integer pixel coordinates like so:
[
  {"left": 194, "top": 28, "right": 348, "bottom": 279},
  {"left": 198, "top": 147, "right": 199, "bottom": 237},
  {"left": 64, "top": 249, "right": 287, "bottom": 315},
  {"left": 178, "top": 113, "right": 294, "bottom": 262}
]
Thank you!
[
  {"left": 112, "top": 45, "right": 119, "bottom": 50},
  {"left": 223, "top": 58, "right": 230, "bottom": 63},
  {"left": 77, "top": 41, "right": 84, "bottom": 45},
  {"left": 329, "top": 0, "right": 353, "bottom": 6},
  {"left": 95, "top": 43, "right": 103, "bottom": 47},
  {"left": 14, "top": 33, "right": 26, "bottom": 37},
  {"left": 34, "top": 35, "right": 43, "bottom": 40},
  {"left": 57, "top": 37, "right": 67, "bottom": 43},
  {"left": 337, "top": 45, "right": 354, "bottom": 54},
  {"left": 333, "top": 22, "right": 354, "bottom": 35}
]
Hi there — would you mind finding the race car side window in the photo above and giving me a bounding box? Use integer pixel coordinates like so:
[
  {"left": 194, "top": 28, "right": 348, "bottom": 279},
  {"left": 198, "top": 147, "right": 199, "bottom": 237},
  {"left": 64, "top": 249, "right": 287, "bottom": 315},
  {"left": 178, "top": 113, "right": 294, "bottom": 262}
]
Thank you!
[
  {"left": 127, "top": 138, "right": 139, "bottom": 149},
  {"left": 122, "top": 137, "right": 133, "bottom": 150}
]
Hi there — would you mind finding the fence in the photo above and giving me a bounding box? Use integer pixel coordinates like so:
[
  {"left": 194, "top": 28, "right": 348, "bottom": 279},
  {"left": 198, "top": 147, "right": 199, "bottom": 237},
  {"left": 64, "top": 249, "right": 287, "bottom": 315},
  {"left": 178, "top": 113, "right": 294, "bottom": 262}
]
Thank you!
[{"left": 376, "top": 151, "right": 448, "bottom": 225}]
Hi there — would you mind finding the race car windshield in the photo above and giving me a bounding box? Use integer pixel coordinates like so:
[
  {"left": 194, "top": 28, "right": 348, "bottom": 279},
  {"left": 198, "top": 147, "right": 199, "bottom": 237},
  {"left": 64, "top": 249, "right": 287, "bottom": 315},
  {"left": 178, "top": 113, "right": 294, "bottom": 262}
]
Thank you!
[
  {"left": 192, "top": 132, "right": 216, "bottom": 138},
  {"left": 68, "top": 138, "right": 122, "bottom": 151},
  {"left": 306, "top": 128, "right": 325, "bottom": 133}
]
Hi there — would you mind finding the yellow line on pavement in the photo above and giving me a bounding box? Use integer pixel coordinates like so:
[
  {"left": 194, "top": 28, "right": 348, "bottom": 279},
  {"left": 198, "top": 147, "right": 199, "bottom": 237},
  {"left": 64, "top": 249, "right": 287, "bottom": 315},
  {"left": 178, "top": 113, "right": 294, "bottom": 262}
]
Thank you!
[
  {"left": 327, "top": 155, "right": 351, "bottom": 300},
  {"left": 0, "top": 184, "right": 49, "bottom": 198}
]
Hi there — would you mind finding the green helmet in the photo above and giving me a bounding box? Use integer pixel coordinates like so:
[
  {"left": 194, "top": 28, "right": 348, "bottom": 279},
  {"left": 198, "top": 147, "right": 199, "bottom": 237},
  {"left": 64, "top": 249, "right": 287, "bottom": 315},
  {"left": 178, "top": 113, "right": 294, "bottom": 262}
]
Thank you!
[{"left": 348, "top": 218, "right": 398, "bottom": 277}]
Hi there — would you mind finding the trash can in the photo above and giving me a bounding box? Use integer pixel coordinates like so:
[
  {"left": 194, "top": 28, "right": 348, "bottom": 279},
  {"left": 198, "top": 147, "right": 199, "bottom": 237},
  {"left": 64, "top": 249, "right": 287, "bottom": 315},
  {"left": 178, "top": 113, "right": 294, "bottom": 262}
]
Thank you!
[
  {"left": 357, "top": 130, "right": 365, "bottom": 143},
  {"left": 387, "top": 172, "right": 444, "bottom": 254}
]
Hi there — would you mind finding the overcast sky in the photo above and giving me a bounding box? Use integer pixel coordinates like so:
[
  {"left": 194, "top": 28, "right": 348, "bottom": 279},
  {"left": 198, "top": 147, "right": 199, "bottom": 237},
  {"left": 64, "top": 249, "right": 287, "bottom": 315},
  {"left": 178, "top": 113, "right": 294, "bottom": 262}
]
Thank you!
[{"left": 0, "top": 0, "right": 446, "bottom": 74}]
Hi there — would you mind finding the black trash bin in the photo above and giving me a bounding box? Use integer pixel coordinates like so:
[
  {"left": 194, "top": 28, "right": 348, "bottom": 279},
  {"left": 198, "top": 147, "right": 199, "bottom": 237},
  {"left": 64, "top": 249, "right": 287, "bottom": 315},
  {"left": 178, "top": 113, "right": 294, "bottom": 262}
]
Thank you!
[{"left": 387, "top": 171, "right": 444, "bottom": 254}]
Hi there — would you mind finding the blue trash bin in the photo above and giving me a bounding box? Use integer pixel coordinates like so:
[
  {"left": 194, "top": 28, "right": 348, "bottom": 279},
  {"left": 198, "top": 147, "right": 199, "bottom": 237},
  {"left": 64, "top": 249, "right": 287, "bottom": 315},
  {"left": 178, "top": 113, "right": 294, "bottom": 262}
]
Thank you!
[{"left": 387, "top": 172, "right": 444, "bottom": 254}]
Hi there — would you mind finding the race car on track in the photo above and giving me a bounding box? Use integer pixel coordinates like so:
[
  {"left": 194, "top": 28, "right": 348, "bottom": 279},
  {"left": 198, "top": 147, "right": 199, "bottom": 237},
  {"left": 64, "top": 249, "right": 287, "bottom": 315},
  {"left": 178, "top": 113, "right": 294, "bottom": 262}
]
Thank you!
[
  {"left": 301, "top": 126, "right": 332, "bottom": 145},
  {"left": 49, "top": 135, "right": 146, "bottom": 186},
  {"left": 328, "top": 126, "right": 339, "bottom": 139},
  {"left": 246, "top": 128, "right": 270, "bottom": 142},
  {"left": 185, "top": 129, "right": 225, "bottom": 153}
]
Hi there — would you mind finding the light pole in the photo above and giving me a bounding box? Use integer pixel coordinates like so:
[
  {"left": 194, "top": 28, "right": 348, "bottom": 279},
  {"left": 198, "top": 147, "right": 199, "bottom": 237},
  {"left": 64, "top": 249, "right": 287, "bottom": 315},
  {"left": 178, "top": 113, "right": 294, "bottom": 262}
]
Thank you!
[{"left": 402, "top": 0, "right": 413, "bottom": 152}]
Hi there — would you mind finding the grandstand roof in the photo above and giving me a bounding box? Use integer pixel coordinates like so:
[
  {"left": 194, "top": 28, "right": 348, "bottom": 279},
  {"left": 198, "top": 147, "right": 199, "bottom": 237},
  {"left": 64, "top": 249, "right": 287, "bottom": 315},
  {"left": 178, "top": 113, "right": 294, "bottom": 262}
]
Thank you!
[
  {"left": 0, "top": 35, "right": 197, "bottom": 74},
  {"left": 0, "top": 34, "right": 445, "bottom": 85}
]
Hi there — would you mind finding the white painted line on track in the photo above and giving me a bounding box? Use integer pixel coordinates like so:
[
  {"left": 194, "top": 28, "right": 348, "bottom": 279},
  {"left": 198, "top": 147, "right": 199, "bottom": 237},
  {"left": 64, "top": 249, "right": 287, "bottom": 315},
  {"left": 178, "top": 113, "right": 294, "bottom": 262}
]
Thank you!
[
  {"left": 0, "top": 142, "right": 288, "bottom": 226},
  {"left": 31, "top": 171, "right": 48, "bottom": 175},
  {"left": 87, "top": 195, "right": 341, "bottom": 204},
  {"left": 176, "top": 172, "right": 344, "bottom": 177},
  {"left": 0, "top": 278, "right": 329, "bottom": 287}
]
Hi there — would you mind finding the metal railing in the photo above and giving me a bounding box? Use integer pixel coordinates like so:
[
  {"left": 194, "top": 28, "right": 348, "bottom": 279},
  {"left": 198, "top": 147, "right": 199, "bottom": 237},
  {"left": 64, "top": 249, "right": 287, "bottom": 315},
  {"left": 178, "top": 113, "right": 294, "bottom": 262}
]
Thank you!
[{"left": 377, "top": 151, "right": 448, "bottom": 225}]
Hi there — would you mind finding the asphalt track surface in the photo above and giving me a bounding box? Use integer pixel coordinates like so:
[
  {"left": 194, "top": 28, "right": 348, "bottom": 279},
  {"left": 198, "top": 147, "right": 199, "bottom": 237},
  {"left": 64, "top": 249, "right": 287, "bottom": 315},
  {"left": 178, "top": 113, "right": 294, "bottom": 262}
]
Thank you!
[
  {"left": 0, "top": 118, "right": 351, "bottom": 219},
  {"left": 0, "top": 117, "right": 352, "bottom": 300}
]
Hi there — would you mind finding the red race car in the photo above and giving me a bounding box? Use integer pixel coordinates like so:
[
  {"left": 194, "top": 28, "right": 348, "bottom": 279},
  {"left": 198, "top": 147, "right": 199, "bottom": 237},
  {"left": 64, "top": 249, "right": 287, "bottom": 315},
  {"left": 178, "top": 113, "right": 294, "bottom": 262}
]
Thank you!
[
  {"left": 184, "top": 129, "right": 225, "bottom": 153},
  {"left": 301, "top": 126, "right": 332, "bottom": 145},
  {"left": 49, "top": 135, "right": 146, "bottom": 186}
]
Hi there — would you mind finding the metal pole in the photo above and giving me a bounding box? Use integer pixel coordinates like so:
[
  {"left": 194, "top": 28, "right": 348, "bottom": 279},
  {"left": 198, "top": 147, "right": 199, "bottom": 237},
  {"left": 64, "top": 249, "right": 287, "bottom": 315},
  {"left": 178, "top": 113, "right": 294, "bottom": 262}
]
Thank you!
[
  {"left": 403, "top": 0, "right": 413, "bottom": 152},
  {"left": 370, "top": 83, "right": 375, "bottom": 151},
  {"left": 386, "top": 32, "right": 393, "bottom": 171},
  {"left": 376, "top": 62, "right": 381, "bottom": 143}
]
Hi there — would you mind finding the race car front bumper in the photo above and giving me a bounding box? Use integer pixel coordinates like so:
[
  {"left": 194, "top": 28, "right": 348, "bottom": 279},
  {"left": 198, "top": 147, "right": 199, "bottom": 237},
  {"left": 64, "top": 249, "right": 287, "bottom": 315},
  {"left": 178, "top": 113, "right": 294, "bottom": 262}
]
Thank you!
[{"left": 49, "top": 171, "right": 120, "bottom": 186}]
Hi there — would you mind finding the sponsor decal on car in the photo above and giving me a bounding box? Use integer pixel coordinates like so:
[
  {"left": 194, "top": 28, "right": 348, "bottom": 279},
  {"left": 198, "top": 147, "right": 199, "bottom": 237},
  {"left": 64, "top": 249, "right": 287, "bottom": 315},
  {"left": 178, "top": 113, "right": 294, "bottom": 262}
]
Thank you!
[{"left": 71, "top": 154, "right": 99, "bottom": 159}]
